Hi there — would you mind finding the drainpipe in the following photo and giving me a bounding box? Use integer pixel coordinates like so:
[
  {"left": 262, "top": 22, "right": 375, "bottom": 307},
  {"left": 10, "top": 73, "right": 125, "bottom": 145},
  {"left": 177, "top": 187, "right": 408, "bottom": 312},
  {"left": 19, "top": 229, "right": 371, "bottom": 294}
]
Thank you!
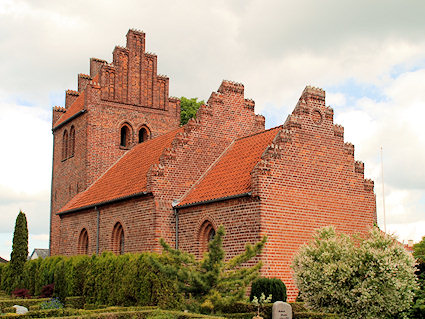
[
  {"left": 172, "top": 200, "right": 179, "bottom": 249},
  {"left": 95, "top": 206, "right": 100, "bottom": 254}
]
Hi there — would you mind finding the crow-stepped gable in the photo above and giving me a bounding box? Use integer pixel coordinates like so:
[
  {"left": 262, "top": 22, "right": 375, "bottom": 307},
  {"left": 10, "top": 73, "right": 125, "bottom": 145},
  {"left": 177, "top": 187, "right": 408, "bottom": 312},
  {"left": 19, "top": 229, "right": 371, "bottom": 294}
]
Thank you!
[{"left": 50, "top": 30, "right": 376, "bottom": 301}]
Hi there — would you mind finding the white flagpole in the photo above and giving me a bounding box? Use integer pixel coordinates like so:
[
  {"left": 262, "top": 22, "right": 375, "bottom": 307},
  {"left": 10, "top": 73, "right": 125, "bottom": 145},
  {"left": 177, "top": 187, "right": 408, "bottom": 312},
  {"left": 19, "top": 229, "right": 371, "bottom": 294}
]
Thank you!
[{"left": 380, "top": 146, "right": 387, "bottom": 233}]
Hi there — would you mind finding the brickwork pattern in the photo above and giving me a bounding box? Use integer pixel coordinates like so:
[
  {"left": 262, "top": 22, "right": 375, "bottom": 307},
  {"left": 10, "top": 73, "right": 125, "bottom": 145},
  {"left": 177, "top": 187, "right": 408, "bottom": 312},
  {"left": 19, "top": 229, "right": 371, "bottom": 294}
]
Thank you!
[
  {"left": 59, "top": 196, "right": 156, "bottom": 255},
  {"left": 250, "top": 87, "right": 376, "bottom": 300},
  {"left": 50, "top": 31, "right": 376, "bottom": 304},
  {"left": 50, "top": 30, "right": 180, "bottom": 255}
]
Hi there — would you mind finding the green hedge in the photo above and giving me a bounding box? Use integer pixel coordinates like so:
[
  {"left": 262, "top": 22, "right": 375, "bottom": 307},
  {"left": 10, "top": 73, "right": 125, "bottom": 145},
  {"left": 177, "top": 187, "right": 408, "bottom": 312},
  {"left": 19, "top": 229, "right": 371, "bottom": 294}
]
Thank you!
[
  {"left": 216, "top": 302, "right": 335, "bottom": 319},
  {"left": 250, "top": 278, "right": 287, "bottom": 303},
  {"left": 0, "top": 298, "right": 50, "bottom": 310},
  {"left": 0, "top": 307, "right": 227, "bottom": 319},
  {"left": 0, "top": 252, "right": 181, "bottom": 308}
]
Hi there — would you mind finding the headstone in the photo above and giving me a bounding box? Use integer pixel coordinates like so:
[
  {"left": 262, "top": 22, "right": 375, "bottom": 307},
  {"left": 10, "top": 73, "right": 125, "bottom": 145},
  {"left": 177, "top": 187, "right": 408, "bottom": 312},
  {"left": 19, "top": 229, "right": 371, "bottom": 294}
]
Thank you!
[
  {"left": 13, "top": 305, "right": 29, "bottom": 315},
  {"left": 272, "top": 301, "right": 292, "bottom": 319}
]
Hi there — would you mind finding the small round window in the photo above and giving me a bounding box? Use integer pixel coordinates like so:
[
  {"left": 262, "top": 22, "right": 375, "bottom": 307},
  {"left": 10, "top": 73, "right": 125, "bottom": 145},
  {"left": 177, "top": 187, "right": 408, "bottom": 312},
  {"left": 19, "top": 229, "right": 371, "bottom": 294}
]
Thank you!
[{"left": 311, "top": 109, "right": 323, "bottom": 125}]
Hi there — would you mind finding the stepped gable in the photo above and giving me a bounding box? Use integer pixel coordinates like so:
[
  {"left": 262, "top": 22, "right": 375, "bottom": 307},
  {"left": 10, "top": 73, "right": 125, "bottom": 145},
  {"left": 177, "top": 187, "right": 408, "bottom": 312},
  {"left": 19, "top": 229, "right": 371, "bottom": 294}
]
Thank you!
[
  {"left": 58, "top": 127, "right": 183, "bottom": 214},
  {"left": 53, "top": 73, "right": 100, "bottom": 129},
  {"left": 53, "top": 29, "right": 175, "bottom": 129},
  {"left": 177, "top": 127, "right": 281, "bottom": 207},
  {"left": 53, "top": 91, "right": 86, "bottom": 128},
  {"left": 99, "top": 29, "right": 172, "bottom": 109}
]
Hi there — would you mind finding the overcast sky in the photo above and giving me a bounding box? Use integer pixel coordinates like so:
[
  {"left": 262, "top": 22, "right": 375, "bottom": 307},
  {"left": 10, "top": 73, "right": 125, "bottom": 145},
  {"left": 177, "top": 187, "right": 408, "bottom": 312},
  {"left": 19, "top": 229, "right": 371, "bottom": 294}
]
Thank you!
[{"left": 1, "top": 0, "right": 425, "bottom": 259}]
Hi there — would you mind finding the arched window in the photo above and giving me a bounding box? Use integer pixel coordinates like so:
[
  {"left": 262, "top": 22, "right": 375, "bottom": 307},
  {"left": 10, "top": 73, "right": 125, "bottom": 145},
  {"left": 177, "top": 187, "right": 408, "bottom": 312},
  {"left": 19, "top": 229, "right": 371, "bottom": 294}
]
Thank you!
[
  {"left": 120, "top": 124, "right": 132, "bottom": 148},
  {"left": 112, "top": 222, "right": 125, "bottom": 255},
  {"left": 78, "top": 228, "right": 89, "bottom": 255},
  {"left": 198, "top": 220, "right": 216, "bottom": 254},
  {"left": 138, "top": 127, "right": 150, "bottom": 143},
  {"left": 69, "top": 126, "right": 75, "bottom": 157},
  {"left": 62, "top": 130, "right": 68, "bottom": 160}
]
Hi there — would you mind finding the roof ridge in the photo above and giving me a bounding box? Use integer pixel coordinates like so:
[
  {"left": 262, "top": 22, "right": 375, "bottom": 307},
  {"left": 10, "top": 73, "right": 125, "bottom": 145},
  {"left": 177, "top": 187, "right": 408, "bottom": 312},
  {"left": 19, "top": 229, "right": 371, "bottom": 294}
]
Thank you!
[
  {"left": 176, "top": 140, "right": 236, "bottom": 206},
  {"left": 54, "top": 90, "right": 86, "bottom": 128},
  {"left": 235, "top": 125, "right": 283, "bottom": 142},
  {"left": 59, "top": 128, "right": 182, "bottom": 213}
]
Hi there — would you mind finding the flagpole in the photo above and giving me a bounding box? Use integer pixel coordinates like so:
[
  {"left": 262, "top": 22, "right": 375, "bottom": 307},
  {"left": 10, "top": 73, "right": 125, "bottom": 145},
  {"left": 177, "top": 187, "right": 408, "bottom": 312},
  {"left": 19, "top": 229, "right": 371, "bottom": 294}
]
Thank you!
[{"left": 380, "top": 146, "right": 387, "bottom": 233}]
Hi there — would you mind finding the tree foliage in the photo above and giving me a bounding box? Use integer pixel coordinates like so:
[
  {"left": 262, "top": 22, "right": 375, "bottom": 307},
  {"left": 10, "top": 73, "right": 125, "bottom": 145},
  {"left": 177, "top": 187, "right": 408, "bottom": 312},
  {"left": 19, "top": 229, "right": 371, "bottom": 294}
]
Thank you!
[
  {"left": 292, "top": 226, "right": 418, "bottom": 319},
  {"left": 153, "top": 226, "right": 266, "bottom": 311},
  {"left": 412, "top": 236, "right": 425, "bottom": 318},
  {"left": 250, "top": 277, "right": 287, "bottom": 303},
  {"left": 0, "top": 252, "right": 181, "bottom": 307},
  {"left": 414, "top": 236, "right": 425, "bottom": 265},
  {"left": 180, "top": 97, "right": 204, "bottom": 125},
  {"left": 10, "top": 210, "right": 28, "bottom": 289}
]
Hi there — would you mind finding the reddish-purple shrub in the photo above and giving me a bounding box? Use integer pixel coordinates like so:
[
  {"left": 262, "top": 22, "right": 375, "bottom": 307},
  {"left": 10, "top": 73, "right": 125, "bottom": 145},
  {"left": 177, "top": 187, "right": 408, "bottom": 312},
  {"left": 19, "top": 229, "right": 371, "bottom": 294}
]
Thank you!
[
  {"left": 12, "top": 288, "right": 31, "bottom": 299},
  {"left": 40, "top": 283, "right": 54, "bottom": 298}
]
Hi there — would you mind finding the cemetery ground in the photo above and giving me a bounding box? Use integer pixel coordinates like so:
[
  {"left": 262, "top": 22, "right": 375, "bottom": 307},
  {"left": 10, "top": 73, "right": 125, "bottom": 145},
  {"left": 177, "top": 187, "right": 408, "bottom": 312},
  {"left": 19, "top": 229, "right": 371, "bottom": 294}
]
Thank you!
[
  {"left": 2, "top": 212, "right": 423, "bottom": 318},
  {"left": 0, "top": 291, "right": 336, "bottom": 318}
]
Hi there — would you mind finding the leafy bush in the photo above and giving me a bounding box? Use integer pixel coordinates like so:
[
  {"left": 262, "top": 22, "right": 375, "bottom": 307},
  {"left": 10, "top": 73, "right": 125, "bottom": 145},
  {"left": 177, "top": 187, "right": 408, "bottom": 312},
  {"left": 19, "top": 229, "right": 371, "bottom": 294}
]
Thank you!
[
  {"left": 65, "top": 296, "right": 85, "bottom": 309},
  {"left": 146, "top": 309, "right": 177, "bottom": 319},
  {"left": 292, "top": 226, "right": 418, "bottom": 319},
  {"left": 153, "top": 226, "right": 266, "bottom": 312},
  {"left": 11, "top": 288, "right": 30, "bottom": 299},
  {"left": 40, "top": 297, "right": 64, "bottom": 309},
  {"left": 40, "top": 284, "right": 54, "bottom": 298},
  {"left": 250, "top": 277, "right": 287, "bottom": 303}
]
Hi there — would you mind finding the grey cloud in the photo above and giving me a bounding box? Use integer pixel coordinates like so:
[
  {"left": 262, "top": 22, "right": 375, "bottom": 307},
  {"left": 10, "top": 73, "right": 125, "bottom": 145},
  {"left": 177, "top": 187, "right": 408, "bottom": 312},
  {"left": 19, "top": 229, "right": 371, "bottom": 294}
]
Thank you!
[
  {"left": 0, "top": 187, "right": 50, "bottom": 235},
  {"left": 236, "top": 0, "right": 425, "bottom": 59}
]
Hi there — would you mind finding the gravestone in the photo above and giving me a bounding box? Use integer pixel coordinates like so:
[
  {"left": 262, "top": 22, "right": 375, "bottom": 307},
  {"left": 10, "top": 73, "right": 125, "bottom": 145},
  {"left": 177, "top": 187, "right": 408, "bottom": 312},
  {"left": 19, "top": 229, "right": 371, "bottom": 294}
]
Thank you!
[
  {"left": 272, "top": 301, "right": 292, "bottom": 319},
  {"left": 13, "top": 305, "right": 28, "bottom": 314}
]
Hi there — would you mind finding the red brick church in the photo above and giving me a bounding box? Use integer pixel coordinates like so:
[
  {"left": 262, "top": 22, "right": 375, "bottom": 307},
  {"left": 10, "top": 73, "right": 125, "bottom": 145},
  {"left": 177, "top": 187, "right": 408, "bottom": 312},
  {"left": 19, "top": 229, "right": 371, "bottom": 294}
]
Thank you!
[{"left": 50, "top": 29, "right": 376, "bottom": 300}]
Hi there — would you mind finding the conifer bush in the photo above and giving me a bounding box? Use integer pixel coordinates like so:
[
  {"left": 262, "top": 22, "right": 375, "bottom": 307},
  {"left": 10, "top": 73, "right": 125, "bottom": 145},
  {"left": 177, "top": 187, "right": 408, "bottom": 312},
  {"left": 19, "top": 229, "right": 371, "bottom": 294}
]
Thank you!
[
  {"left": 250, "top": 277, "right": 287, "bottom": 303},
  {"left": 292, "top": 226, "right": 418, "bottom": 319},
  {"left": 0, "top": 252, "right": 180, "bottom": 307},
  {"left": 9, "top": 211, "right": 28, "bottom": 291},
  {"left": 152, "top": 226, "right": 267, "bottom": 312}
]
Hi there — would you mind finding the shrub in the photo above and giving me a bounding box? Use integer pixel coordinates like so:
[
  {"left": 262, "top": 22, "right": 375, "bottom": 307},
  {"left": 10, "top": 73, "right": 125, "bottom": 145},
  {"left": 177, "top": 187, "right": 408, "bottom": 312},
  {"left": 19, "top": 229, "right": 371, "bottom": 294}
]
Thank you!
[
  {"left": 40, "top": 297, "right": 64, "bottom": 309},
  {"left": 12, "top": 288, "right": 30, "bottom": 299},
  {"left": 9, "top": 211, "right": 28, "bottom": 291},
  {"left": 40, "top": 284, "right": 54, "bottom": 298},
  {"left": 154, "top": 226, "right": 266, "bottom": 312},
  {"left": 292, "top": 226, "right": 418, "bottom": 319},
  {"left": 250, "top": 277, "right": 287, "bottom": 303}
]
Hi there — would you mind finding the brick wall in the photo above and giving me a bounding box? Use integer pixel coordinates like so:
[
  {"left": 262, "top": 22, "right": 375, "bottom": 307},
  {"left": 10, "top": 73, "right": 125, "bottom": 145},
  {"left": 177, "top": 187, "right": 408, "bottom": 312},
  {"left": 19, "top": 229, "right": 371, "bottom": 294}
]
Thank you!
[
  {"left": 149, "top": 80, "right": 265, "bottom": 249},
  {"left": 251, "top": 87, "right": 376, "bottom": 301},
  {"left": 50, "top": 30, "right": 180, "bottom": 255},
  {"left": 178, "top": 196, "right": 262, "bottom": 262},
  {"left": 50, "top": 112, "right": 88, "bottom": 255},
  {"left": 59, "top": 196, "right": 156, "bottom": 255}
]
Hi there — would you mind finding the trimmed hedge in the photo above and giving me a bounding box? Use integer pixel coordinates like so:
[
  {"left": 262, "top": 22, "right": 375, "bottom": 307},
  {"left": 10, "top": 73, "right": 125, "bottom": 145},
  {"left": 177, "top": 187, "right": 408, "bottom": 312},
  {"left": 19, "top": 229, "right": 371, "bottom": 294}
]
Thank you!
[
  {"left": 0, "top": 298, "right": 50, "bottom": 310},
  {"left": 250, "top": 278, "right": 287, "bottom": 303},
  {"left": 0, "top": 252, "right": 181, "bottom": 308},
  {"left": 0, "top": 307, "right": 227, "bottom": 319},
  {"left": 217, "top": 302, "right": 335, "bottom": 319}
]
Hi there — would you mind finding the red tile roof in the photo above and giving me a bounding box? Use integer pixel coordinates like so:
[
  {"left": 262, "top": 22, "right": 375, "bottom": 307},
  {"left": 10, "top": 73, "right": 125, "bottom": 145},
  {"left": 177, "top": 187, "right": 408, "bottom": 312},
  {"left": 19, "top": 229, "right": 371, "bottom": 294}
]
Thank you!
[
  {"left": 54, "top": 91, "right": 85, "bottom": 128},
  {"left": 177, "top": 127, "right": 280, "bottom": 207},
  {"left": 59, "top": 127, "right": 183, "bottom": 213}
]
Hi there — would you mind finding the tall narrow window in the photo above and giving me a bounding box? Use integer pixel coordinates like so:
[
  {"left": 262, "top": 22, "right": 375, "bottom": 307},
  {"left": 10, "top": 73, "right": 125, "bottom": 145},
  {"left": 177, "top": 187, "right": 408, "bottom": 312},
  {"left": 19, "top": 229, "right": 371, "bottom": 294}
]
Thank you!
[
  {"left": 138, "top": 127, "right": 150, "bottom": 143},
  {"left": 198, "top": 221, "right": 216, "bottom": 254},
  {"left": 78, "top": 228, "right": 89, "bottom": 255},
  {"left": 120, "top": 126, "right": 127, "bottom": 147},
  {"left": 120, "top": 124, "right": 132, "bottom": 148},
  {"left": 62, "top": 130, "right": 69, "bottom": 160},
  {"left": 69, "top": 126, "right": 75, "bottom": 157},
  {"left": 112, "top": 222, "right": 125, "bottom": 255}
]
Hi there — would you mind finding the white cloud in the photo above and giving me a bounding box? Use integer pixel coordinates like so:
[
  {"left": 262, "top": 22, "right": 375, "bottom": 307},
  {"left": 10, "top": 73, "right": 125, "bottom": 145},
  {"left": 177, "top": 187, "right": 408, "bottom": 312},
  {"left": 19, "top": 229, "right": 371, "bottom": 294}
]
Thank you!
[{"left": 0, "top": 0, "right": 424, "bottom": 255}]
